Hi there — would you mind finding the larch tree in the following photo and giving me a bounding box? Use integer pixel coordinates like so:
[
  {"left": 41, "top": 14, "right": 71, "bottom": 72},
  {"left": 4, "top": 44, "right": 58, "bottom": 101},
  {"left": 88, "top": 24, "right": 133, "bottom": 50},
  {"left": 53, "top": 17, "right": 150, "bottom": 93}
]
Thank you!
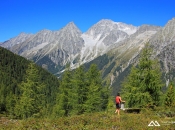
[
  {"left": 122, "top": 43, "right": 163, "bottom": 108},
  {"left": 14, "top": 63, "right": 45, "bottom": 119},
  {"left": 84, "top": 64, "right": 108, "bottom": 112},
  {"left": 52, "top": 65, "right": 74, "bottom": 117},
  {"left": 71, "top": 65, "right": 88, "bottom": 115},
  {"left": 164, "top": 83, "right": 175, "bottom": 107}
]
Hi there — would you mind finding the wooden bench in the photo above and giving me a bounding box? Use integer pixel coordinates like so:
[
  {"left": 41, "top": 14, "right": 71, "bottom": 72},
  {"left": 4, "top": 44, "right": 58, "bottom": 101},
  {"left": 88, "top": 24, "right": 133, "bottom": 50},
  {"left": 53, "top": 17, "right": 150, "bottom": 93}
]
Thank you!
[{"left": 124, "top": 108, "right": 142, "bottom": 113}]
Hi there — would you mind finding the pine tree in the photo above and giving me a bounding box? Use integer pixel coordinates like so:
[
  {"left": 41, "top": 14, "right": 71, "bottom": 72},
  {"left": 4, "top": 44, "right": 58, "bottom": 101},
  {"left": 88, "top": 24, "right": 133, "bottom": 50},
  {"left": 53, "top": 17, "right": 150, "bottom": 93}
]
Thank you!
[
  {"left": 164, "top": 83, "right": 175, "bottom": 107},
  {"left": 84, "top": 64, "right": 108, "bottom": 112},
  {"left": 122, "top": 43, "right": 163, "bottom": 108},
  {"left": 122, "top": 66, "right": 152, "bottom": 108},
  {"left": 52, "top": 65, "right": 74, "bottom": 117},
  {"left": 71, "top": 65, "right": 88, "bottom": 115},
  {"left": 5, "top": 92, "right": 17, "bottom": 117},
  {"left": 138, "top": 44, "right": 163, "bottom": 106},
  {"left": 14, "top": 63, "right": 45, "bottom": 119}
]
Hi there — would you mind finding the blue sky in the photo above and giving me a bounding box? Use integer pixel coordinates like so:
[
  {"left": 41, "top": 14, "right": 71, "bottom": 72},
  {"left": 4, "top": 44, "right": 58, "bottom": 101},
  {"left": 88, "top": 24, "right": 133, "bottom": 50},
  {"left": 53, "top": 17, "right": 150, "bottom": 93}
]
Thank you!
[{"left": 0, "top": 0, "right": 175, "bottom": 42}]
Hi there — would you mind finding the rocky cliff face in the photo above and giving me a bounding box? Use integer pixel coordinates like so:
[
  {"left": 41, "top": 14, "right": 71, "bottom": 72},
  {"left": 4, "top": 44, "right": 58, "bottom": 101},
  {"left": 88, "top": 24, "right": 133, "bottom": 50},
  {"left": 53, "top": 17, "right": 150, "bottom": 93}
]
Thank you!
[
  {"left": 1, "top": 32, "right": 33, "bottom": 49},
  {"left": 11, "top": 30, "right": 55, "bottom": 55},
  {"left": 5, "top": 22, "right": 84, "bottom": 72},
  {"left": 101, "top": 24, "right": 161, "bottom": 87},
  {"left": 75, "top": 20, "right": 139, "bottom": 67},
  {"left": 31, "top": 22, "right": 84, "bottom": 67},
  {"left": 149, "top": 18, "right": 175, "bottom": 79},
  {"left": 150, "top": 18, "right": 175, "bottom": 55},
  {"left": 85, "top": 19, "right": 137, "bottom": 46}
]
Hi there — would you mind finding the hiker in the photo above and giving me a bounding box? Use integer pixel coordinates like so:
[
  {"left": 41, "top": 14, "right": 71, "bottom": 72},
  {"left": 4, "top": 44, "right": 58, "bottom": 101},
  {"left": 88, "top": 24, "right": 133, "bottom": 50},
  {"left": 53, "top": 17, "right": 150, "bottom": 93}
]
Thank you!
[{"left": 115, "top": 93, "right": 124, "bottom": 115}]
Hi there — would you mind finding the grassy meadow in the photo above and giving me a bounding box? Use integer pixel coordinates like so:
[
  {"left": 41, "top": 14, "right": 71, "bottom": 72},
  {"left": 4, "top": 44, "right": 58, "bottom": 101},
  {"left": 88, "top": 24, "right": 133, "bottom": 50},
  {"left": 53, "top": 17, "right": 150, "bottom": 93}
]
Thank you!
[{"left": 1, "top": 107, "right": 175, "bottom": 130}]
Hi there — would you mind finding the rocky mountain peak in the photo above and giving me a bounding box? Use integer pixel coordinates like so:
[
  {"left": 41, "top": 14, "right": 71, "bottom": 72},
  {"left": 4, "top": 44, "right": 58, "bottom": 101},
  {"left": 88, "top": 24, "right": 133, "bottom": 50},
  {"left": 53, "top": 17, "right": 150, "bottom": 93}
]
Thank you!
[
  {"left": 115, "top": 22, "right": 138, "bottom": 35},
  {"left": 166, "top": 17, "right": 175, "bottom": 25},
  {"left": 163, "top": 18, "right": 175, "bottom": 37},
  {"left": 135, "top": 25, "right": 161, "bottom": 35},
  {"left": 18, "top": 32, "right": 33, "bottom": 37},
  {"left": 149, "top": 17, "right": 175, "bottom": 58},
  {"left": 0, "top": 32, "right": 33, "bottom": 49},
  {"left": 66, "top": 21, "right": 76, "bottom": 26},
  {"left": 38, "top": 29, "right": 52, "bottom": 33},
  {"left": 85, "top": 19, "right": 138, "bottom": 40},
  {"left": 63, "top": 22, "right": 82, "bottom": 35},
  {"left": 97, "top": 19, "right": 115, "bottom": 25}
]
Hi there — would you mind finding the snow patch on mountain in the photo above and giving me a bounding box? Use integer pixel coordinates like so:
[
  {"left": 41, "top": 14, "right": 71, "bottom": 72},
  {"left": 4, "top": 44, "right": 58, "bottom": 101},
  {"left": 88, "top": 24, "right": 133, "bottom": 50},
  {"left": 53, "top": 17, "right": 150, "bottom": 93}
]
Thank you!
[
  {"left": 115, "top": 22, "right": 138, "bottom": 35},
  {"left": 80, "top": 34, "right": 107, "bottom": 64}
]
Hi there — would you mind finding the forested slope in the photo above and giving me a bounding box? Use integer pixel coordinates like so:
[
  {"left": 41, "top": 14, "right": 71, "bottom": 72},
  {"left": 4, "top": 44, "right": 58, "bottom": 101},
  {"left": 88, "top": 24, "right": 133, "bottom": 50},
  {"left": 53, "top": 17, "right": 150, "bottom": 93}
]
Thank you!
[
  {"left": 0, "top": 46, "right": 59, "bottom": 117},
  {"left": 0, "top": 47, "right": 109, "bottom": 119}
]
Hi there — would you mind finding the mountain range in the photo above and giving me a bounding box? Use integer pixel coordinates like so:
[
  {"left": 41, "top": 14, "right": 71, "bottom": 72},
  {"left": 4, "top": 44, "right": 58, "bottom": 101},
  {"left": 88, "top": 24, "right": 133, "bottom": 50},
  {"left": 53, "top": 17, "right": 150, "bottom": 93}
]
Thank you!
[{"left": 1, "top": 18, "right": 175, "bottom": 92}]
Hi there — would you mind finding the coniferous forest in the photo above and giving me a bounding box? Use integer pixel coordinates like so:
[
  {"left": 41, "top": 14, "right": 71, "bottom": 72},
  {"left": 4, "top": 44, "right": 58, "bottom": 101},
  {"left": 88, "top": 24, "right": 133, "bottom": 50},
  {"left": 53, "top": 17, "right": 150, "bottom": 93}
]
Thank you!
[
  {"left": 0, "top": 46, "right": 109, "bottom": 119},
  {"left": 0, "top": 47, "right": 59, "bottom": 118},
  {"left": 1, "top": 45, "right": 175, "bottom": 129}
]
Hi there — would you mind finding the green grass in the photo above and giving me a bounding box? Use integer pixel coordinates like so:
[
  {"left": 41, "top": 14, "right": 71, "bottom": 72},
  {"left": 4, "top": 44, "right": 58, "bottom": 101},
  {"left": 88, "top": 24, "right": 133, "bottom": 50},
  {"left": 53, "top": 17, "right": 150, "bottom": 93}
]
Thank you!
[{"left": 0, "top": 109, "right": 175, "bottom": 130}]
